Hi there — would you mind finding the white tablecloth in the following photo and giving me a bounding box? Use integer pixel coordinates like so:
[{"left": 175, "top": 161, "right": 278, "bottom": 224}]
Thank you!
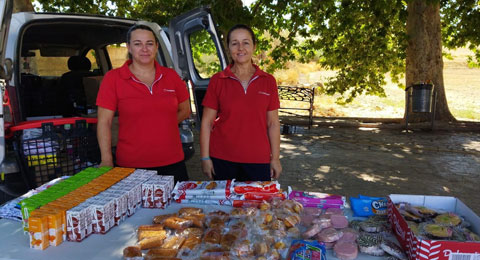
[{"left": 0, "top": 204, "right": 390, "bottom": 260}]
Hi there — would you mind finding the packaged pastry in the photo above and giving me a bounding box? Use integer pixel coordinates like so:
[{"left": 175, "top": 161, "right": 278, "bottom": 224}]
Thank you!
[
  {"left": 434, "top": 212, "right": 462, "bottom": 226},
  {"left": 178, "top": 207, "right": 203, "bottom": 216},
  {"left": 243, "top": 191, "right": 286, "bottom": 201},
  {"left": 233, "top": 181, "right": 280, "bottom": 194},
  {"left": 163, "top": 216, "right": 193, "bottom": 229},
  {"left": 232, "top": 239, "right": 253, "bottom": 257},
  {"left": 181, "top": 236, "right": 202, "bottom": 250},
  {"left": 204, "top": 228, "right": 222, "bottom": 244},
  {"left": 161, "top": 235, "right": 186, "bottom": 250},
  {"left": 220, "top": 232, "right": 238, "bottom": 249},
  {"left": 137, "top": 229, "right": 167, "bottom": 241},
  {"left": 123, "top": 245, "right": 142, "bottom": 259},
  {"left": 207, "top": 216, "right": 226, "bottom": 229},
  {"left": 182, "top": 214, "right": 205, "bottom": 228},
  {"left": 145, "top": 248, "right": 179, "bottom": 259},
  {"left": 152, "top": 213, "right": 177, "bottom": 224},
  {"left": 200, "top": 246, "right": 230, "bottom": 260},
  {"left": 254, "top": 242, "right": 268, "bottom": 256},
  {"left": 176, "top": 199, "right": 233, "bottom": 206},
  {"left": 179, "top": 227, "right": 203, "bottom": 239},
  {"left": 138, "top": 236, "right": 164, "bottom": 250},
  {"left": 173, "top": 180, "right": 234, "bottom": 201}
]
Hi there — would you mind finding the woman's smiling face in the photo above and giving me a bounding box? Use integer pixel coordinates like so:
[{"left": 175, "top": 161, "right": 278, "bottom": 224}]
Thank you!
[
  {"left": 127, "top": 29, "right": 158, "bottom": 65},
  {"left": 228, "top": 28, "right": 255, "bottom": 65}
]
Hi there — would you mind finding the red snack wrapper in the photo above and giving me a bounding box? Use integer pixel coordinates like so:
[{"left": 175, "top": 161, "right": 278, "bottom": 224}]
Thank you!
[{"left": 233, "top": 181, "right": 280, "bottom": 194}]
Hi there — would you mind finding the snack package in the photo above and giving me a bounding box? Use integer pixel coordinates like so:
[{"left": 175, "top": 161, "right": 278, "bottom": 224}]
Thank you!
[
  {"left": 173, "top": 180, "right": 234, "bottom": 201},
  {"left": 350, "top": 195, "right": 388, "bottom": 217},
  {"left": 233, "top": 181, "right": 280, "bottom": 194},
  {"left": 288, "top": 190, "right": 345, "bottom": 208},
  {"left": 287, "top": 239, "right": 326, "bottom": 260}
]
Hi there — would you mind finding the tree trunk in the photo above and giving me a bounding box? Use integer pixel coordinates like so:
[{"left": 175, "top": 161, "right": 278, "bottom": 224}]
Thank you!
[
  {"left": 13, "top": 0, "right": 34, "bottom": 13},
  {"left": 405, "top": 0, "right": 456, "bottom": 123}
]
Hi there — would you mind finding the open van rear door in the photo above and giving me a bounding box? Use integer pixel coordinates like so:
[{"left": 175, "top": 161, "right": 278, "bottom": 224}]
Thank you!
[
  {"left": 0, "top": 0, "right": 14, "bottom": 166},
  {"left": 169, "top": 7, "right": 227, "bottom": 124}
]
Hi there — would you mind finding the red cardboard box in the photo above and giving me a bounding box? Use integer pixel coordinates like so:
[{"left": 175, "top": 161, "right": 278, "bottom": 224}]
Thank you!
[{"left": 388, "top": 194, "right": 480, "bottom": 260}]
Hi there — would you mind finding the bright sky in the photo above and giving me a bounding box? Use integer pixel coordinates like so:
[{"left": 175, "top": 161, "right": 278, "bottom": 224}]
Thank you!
[{"left": 242, "top": 0, "right": 255, "bottom": 7}]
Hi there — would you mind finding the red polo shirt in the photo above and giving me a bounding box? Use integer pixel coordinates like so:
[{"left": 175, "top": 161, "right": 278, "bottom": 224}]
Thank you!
[
  {"left": 96, "top": 60, "right": 189, "bottom": 167},
  {"left": 202, "top": 64, "right": 280, "bottom": 163}
]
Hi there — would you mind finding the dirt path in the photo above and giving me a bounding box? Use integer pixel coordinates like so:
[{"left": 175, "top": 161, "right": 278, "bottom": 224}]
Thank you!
[{"left": 187, "top": 121, "right": 480, "bottom": 214}]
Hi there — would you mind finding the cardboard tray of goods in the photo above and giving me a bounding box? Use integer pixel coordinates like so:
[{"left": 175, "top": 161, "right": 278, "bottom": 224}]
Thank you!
[{"left": 388, "top": 194, "right": 480, "bottom": 260}]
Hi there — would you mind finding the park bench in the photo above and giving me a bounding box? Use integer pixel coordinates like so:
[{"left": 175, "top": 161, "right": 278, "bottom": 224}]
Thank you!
[{"left": 278, "top": 85, "right": 315, "bottom": 128}]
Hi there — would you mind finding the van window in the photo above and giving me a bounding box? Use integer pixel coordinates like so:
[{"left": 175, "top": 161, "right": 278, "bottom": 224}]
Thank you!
[
  {"left": 106, "top": 44, "right": 128, "bottom": 69},
  {"left": 86, "top": 50, "right": 100, "bottom": 72},
  {"left": 189, "top": 30, "right": 222, "bottom": 79},
  {"left": 21, "top": 50, "right": 70, "bottom": 76}
]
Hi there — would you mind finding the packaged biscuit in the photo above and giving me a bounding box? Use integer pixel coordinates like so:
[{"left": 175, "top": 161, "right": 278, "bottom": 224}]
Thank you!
[
  {"left": 233, "top": 181, "right": 280, "bottom": 194},
  {"left": 173, "top": 180, "right": 233, "bottom": 200}
]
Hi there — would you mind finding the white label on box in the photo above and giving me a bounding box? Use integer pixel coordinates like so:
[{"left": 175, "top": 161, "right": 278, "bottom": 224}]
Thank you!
[{"left": 448, "top": 252, "right": 480, "bottom": 260}]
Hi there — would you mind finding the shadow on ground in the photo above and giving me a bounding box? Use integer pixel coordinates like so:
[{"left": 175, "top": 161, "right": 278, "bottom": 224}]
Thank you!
[{"left": 187, "top": 116, "right": 480, "bottom": 214}]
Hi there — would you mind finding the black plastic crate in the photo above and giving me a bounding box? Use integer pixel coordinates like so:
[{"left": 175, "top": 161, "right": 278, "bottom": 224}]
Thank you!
[{"left": 11, "top": 118, "right": 100, "bottom": 188}]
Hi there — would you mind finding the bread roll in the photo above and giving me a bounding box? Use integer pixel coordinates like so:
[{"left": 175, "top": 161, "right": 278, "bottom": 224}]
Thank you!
[{"left": 163, "top": 216, "right": 193, "bottom": 229}]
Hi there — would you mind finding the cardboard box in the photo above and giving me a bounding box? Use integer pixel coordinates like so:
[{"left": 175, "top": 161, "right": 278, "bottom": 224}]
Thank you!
[{"left": 388, "top": 194, "right": 480, "bottom": 260}]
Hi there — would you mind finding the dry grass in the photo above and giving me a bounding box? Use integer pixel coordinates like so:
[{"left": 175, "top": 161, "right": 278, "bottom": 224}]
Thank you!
[{"left": 274, "top": 48, "right": 480, "bottom": 121}]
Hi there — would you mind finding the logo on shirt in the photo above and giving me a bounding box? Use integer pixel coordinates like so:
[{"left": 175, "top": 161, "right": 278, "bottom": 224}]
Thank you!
[
  {"left": 258, "top": 91, "right": 270, "bottom": 96},
  {"left": 163, "top": 89, "right": 175, "bottom": 93}
]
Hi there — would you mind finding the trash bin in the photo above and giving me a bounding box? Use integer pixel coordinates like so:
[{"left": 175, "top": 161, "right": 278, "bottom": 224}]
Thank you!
[{"left": 411, "top": 84, "right": 434, "bottom": 113}]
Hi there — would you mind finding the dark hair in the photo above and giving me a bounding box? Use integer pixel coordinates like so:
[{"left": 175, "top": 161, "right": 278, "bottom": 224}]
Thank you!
[
  {"left": 126, "top": 24, "right": 159, "bottom": 45},
  {"left": 227, "top": 24, "right": 256, "bottom": 46}
]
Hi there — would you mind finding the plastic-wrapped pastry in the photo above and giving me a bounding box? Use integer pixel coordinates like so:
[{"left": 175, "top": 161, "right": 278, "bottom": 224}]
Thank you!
[
  {"left": 137, "top": 229, "right": 167, "bottom": 241},
  {"left": 208, "top": 210, "right": 229, "bottom": 217},
  {"left": 338, "top": 228, "right": 359, "bottom": 243},
  {"left": 334, "top": 241, "right": 358, "bottom": 260},
  {"left": 161, "top": 235, "right": 186, "bottom": 250},
  {"left": 181, "top": 236, "right": 201, "bottom": 250},
  {"left": 152, "top": 213, "right": 178, "bottom": 224},
  {"left": 331, "top": 214, "right": 349, "bottom": 229},
  {"left": 145, "top": 248, "right": 178, "bottom": 259},
  {"left": 178, "top": 207, "right": 203, "bottom": 216},
  {"left": 204, "top": 228, "right": 222, "bottom": 244},
  {"left": 259, "top": 201, "right": 271, "bottom": 211},
  {"left": 271, "top": 219, "right": 286, "bottom": 231},
  {"left": 232, "top": 240, "right": 253, "bottom": 257},
  {"left": 284, "top": 214, "right": 301, "bottom": 228},
  {"left": 273, "top": 240, "right": 287, "bottom": 249},
  {"left": 422, "top": 223, "right": 453, "bottom": 238},
  {"left": 357, "top": 233, "right": 384, "bottom": 256},
  {"left": 254, "top": 242, "right": 268, "bottom": 256},
  {"left": 207, "top": 216, "right": 225, "bottom": 229},
  {"left": 182, "top": 214, "right": 205, "bottom": 228},
  {"left": 123, "top": 246, "right": 142, "bottom": 259},
  {"left": 313, "top": 214, "right": 332, "bottom": 229},
  {"left": 138, "top": 236, "right": 165, "bottom": 250},
  {"left": 220, "top": 232, "right": 238, "bottom": 249},
  {"left": 302, "top": 224, "right": 323, "bottom": 239},
  {"left": 287, "top": 226, "right": 301, "bottom": 237},
  {"left": 434, "top": 213, "right": 462, "bottom": 226},
  {"left": 200, "top": 246, "right": 230, "bottom": 260},
  {"left": 163, "top": 216, "right": 193, "bottom": 229},
  {"left": 380, "top": 240, "right": 407, "bottom": 260},
  {"left": 317, "top": 227, "right": 343, "bottom": 243},
  {"left": 179, "top": 227, "right": 203, "bottom": 238},
  {"left": 230, "top": 207, "right": 247, "bottom": 217}
]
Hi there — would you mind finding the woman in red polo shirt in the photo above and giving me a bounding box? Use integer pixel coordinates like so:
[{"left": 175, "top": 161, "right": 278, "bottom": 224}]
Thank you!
[
  {"left": 96, "top": 24, "right": 191, "bottom": 183},
  {"left": 200, "top": 24, "right": 282, "bottom": 181}
]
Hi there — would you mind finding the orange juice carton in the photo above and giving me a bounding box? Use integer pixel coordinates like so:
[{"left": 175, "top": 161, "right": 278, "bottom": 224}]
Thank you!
[
  {"left": 45, "top": 210, "right": 63, "bottom": 246},
  {"left": 28, "top": 213, "right": 49, "bottom": 250}
]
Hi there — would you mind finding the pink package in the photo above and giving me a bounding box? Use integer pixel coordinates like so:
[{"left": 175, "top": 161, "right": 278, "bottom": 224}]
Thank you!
[{"left": 289, "top": 190, "right": 345, "bottom": 207}]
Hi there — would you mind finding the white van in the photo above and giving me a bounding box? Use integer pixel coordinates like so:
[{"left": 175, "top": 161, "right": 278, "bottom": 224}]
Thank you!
[{"left": 0, "top": 0, "right": 227, "bottom": 199}]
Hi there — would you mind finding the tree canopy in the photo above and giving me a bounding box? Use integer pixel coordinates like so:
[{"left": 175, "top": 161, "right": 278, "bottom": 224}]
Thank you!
[{"left": 33, "top": 0, "right": 480, "bottom": 106}]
